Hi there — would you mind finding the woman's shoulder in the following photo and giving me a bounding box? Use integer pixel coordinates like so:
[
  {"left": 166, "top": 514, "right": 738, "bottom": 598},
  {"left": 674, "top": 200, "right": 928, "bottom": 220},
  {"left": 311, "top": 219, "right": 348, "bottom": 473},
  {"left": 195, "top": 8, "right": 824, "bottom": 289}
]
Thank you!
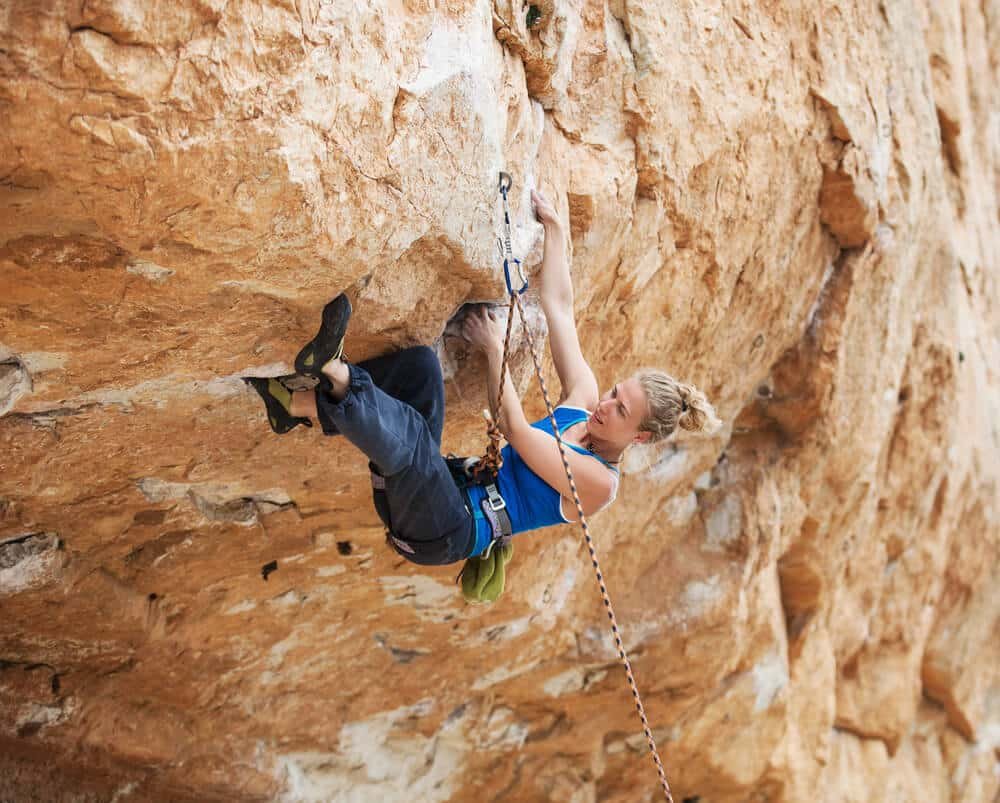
[
  {"left": 558, "top": 387, "right": 598, "bottom": 412},
  {"left": 554, "top": 403, "right": 592, "bottom": 420}
]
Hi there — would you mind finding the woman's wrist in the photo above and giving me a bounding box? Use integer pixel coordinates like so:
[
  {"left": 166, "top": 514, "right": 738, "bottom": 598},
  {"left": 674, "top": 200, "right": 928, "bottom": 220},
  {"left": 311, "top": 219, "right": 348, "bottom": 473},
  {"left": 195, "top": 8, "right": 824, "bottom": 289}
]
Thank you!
[{"left": 486, "top": 343, "right": 504, "bottom": 363}]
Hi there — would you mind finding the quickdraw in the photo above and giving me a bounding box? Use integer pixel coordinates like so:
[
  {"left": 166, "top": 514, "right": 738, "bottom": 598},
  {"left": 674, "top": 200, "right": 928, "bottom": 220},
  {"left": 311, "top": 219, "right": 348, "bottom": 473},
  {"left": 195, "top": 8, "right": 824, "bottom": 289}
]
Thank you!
[{"left": 476, "top": 172, "right": 676, "bottom": 803}]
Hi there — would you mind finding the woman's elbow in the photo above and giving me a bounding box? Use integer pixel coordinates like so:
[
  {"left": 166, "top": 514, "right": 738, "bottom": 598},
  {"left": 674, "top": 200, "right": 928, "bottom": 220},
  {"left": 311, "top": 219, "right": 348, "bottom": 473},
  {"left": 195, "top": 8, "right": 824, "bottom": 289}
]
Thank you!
[
  {"left": 541, "top": 293, "right": 573, "bottom": 316},
  {"left": 503, "top": 419, "right": 524, "bottom": 448}
]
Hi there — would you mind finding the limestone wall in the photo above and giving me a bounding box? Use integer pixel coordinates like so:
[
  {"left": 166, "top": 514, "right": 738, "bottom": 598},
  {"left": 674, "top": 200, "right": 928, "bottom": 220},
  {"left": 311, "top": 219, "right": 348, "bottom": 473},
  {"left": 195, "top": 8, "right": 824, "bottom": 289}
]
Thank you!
[{"left": 1, "top": 1, "right": 997, "bottom": 800}]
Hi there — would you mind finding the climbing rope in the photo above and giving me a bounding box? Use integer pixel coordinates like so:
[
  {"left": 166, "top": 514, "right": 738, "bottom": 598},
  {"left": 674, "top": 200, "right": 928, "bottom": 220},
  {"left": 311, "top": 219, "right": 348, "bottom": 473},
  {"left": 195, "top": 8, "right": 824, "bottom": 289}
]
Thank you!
[
  {"left": 479, "top": 172, "right": 675, "bottom": 802},
  {"left": 471, "top": 288, "right": 517, "bottom": 482}
]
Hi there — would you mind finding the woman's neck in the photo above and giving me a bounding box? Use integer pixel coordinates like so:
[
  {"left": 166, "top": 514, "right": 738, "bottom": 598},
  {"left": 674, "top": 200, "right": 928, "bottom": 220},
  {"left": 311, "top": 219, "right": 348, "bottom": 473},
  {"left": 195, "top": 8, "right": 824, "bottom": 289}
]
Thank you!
[{"left": 582, "top": 425, "right": 623, "bottom": 465}]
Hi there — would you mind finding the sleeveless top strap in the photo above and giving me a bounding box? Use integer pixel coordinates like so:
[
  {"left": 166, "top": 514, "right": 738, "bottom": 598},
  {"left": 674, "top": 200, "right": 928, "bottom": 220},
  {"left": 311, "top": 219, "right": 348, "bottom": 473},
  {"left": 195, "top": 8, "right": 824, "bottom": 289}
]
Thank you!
[{"left": 554, "top": 406, "right": 621, "bottom": 474}]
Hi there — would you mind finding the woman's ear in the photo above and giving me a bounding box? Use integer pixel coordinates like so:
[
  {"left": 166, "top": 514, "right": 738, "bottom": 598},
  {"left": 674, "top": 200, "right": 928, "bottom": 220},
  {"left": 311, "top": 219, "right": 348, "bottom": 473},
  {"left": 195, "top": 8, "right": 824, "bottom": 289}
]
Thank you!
[{"left": 634, "top": 430, "right": 653, "bottom": 445}]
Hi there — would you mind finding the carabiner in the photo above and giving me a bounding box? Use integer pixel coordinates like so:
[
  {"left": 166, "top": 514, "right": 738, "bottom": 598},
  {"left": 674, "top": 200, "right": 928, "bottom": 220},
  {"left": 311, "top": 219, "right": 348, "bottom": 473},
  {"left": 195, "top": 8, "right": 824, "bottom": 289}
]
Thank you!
[
  {"left": 497, "top": 170, "right": 527, "bottom": 295},
  {"left": 504, "top": 257, "right": 528, "bottom": 295}
]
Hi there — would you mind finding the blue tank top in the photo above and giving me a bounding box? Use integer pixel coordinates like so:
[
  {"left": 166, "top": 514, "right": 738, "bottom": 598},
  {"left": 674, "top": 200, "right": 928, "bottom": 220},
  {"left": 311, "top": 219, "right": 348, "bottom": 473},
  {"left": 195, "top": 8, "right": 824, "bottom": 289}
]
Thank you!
[{"left": 465, "top": 406, "right": 620, "bottom": 557}]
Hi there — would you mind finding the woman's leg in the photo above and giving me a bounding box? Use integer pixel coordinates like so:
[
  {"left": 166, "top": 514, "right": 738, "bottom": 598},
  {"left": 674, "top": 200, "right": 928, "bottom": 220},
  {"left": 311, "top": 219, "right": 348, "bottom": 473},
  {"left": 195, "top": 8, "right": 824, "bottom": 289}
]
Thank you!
[
  {"left": 320, "top": 358, "right": 351, "bottom": 400},
  {"left": 311, "top": 353, "right": 472, "bottom": 562},
  {"left": 351, "top": 346, "right": 446, "bottom": 446},
  {"left": 296, "top": 346, "right": 446, "bottom": 443},
  {"left": 309, "top": 359, "right": 409, "bottom": 474},
  {"left": 286, "top": 358, "right": 348, "bottom": 419},
  {"left": 290, "top": 390, "right": 318, "bottom": 419}
]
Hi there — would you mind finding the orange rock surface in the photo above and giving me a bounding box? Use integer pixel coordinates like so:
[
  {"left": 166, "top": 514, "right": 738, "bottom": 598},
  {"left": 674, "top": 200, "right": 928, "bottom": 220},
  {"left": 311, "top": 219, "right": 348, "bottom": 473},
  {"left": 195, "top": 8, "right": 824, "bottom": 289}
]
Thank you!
[{"left": 1, "top": 1, "right": 997, "bottom": 800}]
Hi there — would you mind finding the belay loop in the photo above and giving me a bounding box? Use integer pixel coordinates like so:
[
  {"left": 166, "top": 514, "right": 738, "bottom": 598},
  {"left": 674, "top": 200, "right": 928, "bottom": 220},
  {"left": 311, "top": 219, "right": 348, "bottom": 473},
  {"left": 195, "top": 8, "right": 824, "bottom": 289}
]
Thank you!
[{"left": 476, "top": 171, "right": 676, "bottom": 803}]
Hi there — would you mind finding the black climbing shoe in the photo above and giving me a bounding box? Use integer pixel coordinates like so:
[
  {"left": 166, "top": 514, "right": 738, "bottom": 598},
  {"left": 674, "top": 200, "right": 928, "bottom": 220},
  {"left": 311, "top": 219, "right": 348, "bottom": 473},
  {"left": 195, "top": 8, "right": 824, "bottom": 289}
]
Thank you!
[
  {"left": 295, "top": 293, "right": 352, "bottom": 378},
  {"left": 243, "top": 375, "right": 313, "bottom": 434}
]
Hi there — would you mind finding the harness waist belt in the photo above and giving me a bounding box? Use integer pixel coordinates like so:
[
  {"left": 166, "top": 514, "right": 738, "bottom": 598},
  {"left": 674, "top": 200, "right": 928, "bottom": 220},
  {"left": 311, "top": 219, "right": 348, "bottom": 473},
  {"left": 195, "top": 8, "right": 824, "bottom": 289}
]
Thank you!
[
  {"left": 447, "top": 457, "right": 513, "bottom": 552},
  {"left": 370, "top": 458, "right": 512, "bottom": 552}
]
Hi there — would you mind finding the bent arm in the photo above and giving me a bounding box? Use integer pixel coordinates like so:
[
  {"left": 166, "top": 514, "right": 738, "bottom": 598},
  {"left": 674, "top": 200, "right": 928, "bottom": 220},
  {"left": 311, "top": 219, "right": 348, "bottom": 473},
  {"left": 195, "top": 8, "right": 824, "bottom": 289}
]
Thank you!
[
  {"left": 479, "top": 303, "right": 611, "bottom": 515},
  {"left": 507, "top": 424, "right": 614, "bottom": 516},
  {"left": 485, "top": 343, "right": 529, "bottom": 440},
  {"left": 538, "top": 221, "right": 598, "bottom": 405}
]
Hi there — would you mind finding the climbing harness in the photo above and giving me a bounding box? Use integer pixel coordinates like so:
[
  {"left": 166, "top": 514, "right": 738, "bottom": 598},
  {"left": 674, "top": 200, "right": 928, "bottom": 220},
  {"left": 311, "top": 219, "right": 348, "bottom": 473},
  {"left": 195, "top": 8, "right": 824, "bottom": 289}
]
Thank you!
[
  {"left": 371, "top": 456, "right": 512, "bottom": 561},
  {"left": 446, "top": 456, "right": 516, "bottom": 602},
  {"left": 473, "top": 172, "right": 676, "bottom": 802},
  {"left": 448, "top": 456, "right": 513, "bottom": 556}
]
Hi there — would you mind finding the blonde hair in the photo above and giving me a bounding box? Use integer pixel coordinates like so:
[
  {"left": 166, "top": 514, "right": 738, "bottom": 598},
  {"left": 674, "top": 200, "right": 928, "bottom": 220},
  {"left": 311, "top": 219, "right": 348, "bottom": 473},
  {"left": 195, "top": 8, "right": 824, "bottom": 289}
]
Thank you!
[{"left": 634, "top": 370, "right": 722, "bottom": 442}]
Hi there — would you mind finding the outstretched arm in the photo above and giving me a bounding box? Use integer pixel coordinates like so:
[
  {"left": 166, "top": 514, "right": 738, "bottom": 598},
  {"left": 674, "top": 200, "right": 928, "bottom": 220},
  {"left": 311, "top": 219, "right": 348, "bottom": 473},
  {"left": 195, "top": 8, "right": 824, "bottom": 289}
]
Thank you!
[{"left": 532, "top": 190, "right": 599, "bottom": 407}]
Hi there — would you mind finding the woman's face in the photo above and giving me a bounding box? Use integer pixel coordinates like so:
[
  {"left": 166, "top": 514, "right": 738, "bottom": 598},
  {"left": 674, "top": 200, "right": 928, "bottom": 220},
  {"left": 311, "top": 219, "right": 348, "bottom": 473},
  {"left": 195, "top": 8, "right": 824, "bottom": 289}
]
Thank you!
[{"left": 589, "top": 376, "right": 651, "bottom": 444}]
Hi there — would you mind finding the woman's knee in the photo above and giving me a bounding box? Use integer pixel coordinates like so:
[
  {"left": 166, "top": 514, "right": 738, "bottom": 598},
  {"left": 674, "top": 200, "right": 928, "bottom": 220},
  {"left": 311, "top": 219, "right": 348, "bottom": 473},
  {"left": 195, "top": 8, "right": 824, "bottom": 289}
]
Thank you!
[
  {"left": 401, "top": 346, "right": 444, "bottom": 399},
  {"left": 406, "top": 345, "right": 440, "bottom": 375}
]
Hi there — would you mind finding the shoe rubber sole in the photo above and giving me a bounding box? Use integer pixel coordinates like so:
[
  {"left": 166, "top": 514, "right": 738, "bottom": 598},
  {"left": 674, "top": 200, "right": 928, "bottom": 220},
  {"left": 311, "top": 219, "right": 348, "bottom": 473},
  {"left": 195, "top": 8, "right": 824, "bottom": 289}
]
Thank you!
[
  {"left": 243, "top": 376, "right": 312, "bottom": 434},
  {"left": 295, "top": 294, "right": 352, "bottom": 378}
]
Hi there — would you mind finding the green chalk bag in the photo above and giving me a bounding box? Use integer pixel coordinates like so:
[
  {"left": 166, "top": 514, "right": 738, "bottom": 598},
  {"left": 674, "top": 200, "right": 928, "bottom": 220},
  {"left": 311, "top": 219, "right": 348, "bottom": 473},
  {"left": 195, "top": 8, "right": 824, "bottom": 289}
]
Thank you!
[{"left": 458, "top": 541, "right": 514, "bottom": 603}]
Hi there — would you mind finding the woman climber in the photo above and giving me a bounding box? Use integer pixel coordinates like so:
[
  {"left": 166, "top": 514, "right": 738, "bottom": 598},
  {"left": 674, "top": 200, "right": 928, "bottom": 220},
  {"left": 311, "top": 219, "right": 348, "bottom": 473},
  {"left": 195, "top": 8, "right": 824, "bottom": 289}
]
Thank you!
[{"left": 244, "top": 189, "right": 721, "bottom": 568}]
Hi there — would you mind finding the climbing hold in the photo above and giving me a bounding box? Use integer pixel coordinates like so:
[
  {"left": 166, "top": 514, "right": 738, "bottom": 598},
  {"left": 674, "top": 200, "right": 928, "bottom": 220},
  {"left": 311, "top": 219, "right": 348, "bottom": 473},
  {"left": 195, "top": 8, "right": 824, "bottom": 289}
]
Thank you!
[
  {"left": 0, "top": 355, "right": 31, "bottom": 417},
  {"left": 261, "top": 560, "right": 278, "bottom": 581}
]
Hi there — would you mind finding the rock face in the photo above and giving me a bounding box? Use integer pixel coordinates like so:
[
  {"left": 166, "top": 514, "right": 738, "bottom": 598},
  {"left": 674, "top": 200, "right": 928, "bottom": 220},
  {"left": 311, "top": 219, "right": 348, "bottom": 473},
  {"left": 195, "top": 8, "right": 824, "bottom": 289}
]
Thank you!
[{"left": 1, "top": 0, "right": 997, "bottom": 800}]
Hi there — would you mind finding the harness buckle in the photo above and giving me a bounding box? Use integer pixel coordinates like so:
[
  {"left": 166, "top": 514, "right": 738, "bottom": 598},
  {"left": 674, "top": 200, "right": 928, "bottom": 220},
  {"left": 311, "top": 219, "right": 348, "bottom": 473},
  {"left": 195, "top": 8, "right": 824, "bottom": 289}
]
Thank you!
[{"left": 485, "top": 482, "right": 506, "bottom": 512}]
